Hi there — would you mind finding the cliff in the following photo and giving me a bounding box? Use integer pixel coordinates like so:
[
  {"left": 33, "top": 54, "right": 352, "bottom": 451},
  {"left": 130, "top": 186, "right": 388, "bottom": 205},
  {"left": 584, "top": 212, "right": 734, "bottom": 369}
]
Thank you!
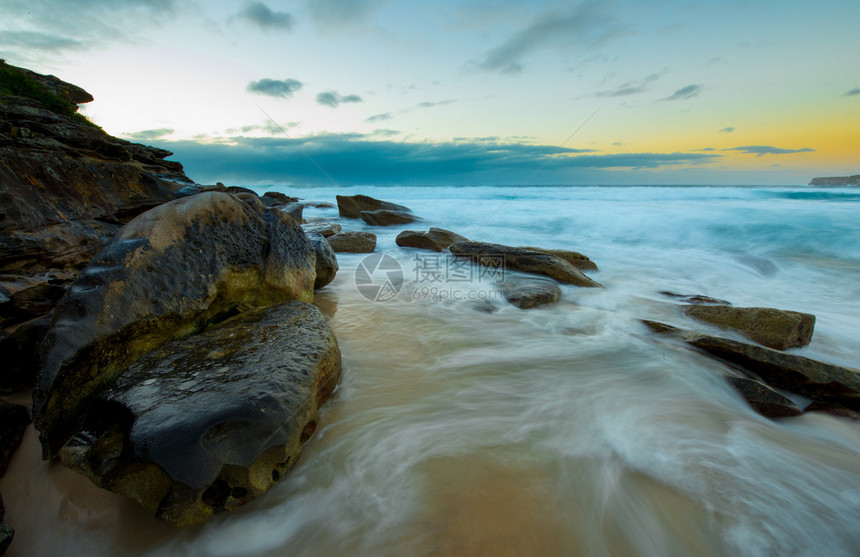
[{"left": 808, "top": 175, "right": 860, "bottom": 186}]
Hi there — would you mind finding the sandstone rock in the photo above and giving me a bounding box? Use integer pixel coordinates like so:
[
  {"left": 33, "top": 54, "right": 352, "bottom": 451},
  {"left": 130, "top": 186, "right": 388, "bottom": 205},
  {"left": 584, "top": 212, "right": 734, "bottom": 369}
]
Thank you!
[
  {"left": 683, "top": 305, "right": 815, "bottom": 350},
  {"left": 174, "top": 184, "right": 228, "bottom": 198},
  {"left": 0, "top": 400, "right": 30, "bottom": 478},
  {"left": 518, "top": 247, "right": 598, "bottom": 271},
  {"left": 326, "top": 231, "right": 376, "bottom": 253},
  {"left": 726, "top": 376, "right": 803, "bottom": 418},
  {"left": 35, "top": 192, "right": 317, "bottom": 458},
  {"left": 503, "top": 280, "right": 562, "bottom": 309},
  {"left": 262, "top": 191, "right": 298, "bottom": 204},
  {"left": 336, "top": 194, "right": 410, "bottom": 218},
  {"left": 281, "top": 202, "right": 304, "bottom": 223},
  {"left": 359, "top": 209, "right": 418, "bottom": 226},
  {"left": 449, "top": 242, "right": 602, "bottom": 288},
  {"left": 659, "top": 291, "right": 732, "bottom": 306},
  {"left": 309, "top": 234, "right": 338, "bottom": 289},
  {"left": 301, "top": 222, "right": 341, "bottom": 238},
  {"left": 0, "top": 315, "right": 50, "bottom": 393},
  {"left": 396, "top": 228, "right": 468, "bottom": 252},
  {"left": 225, "top": 186, "right": 257, "bottom": 196},
  {"left": 643, "top": 321, "right": 860, "bottom": 411},
  {"left": 58, "top": 302, "right": 341, "bottom": 528}
]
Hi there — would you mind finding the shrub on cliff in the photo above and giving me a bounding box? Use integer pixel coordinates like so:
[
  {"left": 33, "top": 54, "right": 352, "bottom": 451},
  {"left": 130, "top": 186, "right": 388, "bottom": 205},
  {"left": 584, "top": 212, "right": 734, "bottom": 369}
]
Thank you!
[{"left": 0, "top": 59, "right": 95, "bottom": 127}]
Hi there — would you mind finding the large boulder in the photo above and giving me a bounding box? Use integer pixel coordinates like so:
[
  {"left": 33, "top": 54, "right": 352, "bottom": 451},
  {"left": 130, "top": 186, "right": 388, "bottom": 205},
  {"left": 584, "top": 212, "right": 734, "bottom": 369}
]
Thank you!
[
  {"left": 643, "top": 321, "right": 860, "bottom": 411},
  {"left": 308, "top": 234, "right": 338, "bottom": 289},
  {"left": 326, "top": 231, "right": 376, "bottom": 253},
  {"left": 683, "top": 305, "right": 815, "bottom": 350},
  {"left": 396, "top": 228, "right": 468, "bottom": 252},
  {"left": 59, "top": 302, "right": 341, "bottom": 528},
  {"left": 359, "top": 210, "right": 418, "bottom": 226},
  {"left": 34, "top": 192, "right": 317, "bottom": 458},
  {"left": 449, "top": 241, "right": 602, "bottom": 288},
  {"left": 518, "top": 247, "right": 597, "bottom": 271},
  {"left": 336, "top": 194, "right": 410, "bottom": 218}
]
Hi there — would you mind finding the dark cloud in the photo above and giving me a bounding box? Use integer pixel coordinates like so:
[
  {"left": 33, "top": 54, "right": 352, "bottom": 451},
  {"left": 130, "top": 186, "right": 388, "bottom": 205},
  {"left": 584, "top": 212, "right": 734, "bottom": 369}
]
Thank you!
[
  {"left": 846, "top": 88, "right": 860, "bottom": 96},
  {"left": 247, "top": 78, "right": 303, "bottom": 99},
  {"left": 240, "top": 1, "right": 293, "bottom": 30},
  {"left": 725, "top": 145, "right": 815, "bottom": 157},
  {"left": 474, "top": 2, "right": 620, "bottom": 74},
  {"left": 154, "top": 134, "right": 719, "bottom": 186},
  {"left": 316, "top": 91, "right": 363, "bottom": 108},
  {"left": 124, "top": 128, "right": 174, "bottom": 141},
  {"left": 719, "top": 127, "right": 735, "bottom": 133},
  {"left": 307, "top": 0, "right": 384, "bottom": 27},
  {"left": 663, "top": 84, "right": 703, "bottom": 101}
]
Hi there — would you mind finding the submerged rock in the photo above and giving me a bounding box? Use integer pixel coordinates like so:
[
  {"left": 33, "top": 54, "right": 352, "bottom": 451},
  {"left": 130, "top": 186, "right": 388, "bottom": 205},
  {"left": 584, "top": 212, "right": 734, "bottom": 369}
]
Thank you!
[
  {"left": 503, "top": 280, "right": 562, "bottom": 309},
  {"left": 659, "top": 291, "right": 732, "bottom": 306},
  {"left": 35, "top": 192, "right": 317, "bottom": 458},
  {"left": 326, "top": 231, "right": 376, "bottom": 253},
  {"left": 396, "top": 228, "right": 468, "bottom": 252},
  {"left": 726, "top": 376, "right": 803, "bottom": 418},
  {"left": 59, "top": 302, "right": 341, "bottom": 528},
  {"left": 309, "top": 234, "right": 338, "bottom": 289},
  {"left": 449, "top": 241, "right": 602, "bottom": 288},
  {"left": 336, "top": 194, "right": 410, "bottom": 218},
  {"left": 518, "top": 247, "right": 598, "bottom": 271},
  {"left": 643, "top": 320, "right": 860, "bottom": 412},
  {"left": 359, "top": 209, "right": 418, "bottom": 226},
  {"left": 683, "top": 305, "right": 815, "bottom": 350}
]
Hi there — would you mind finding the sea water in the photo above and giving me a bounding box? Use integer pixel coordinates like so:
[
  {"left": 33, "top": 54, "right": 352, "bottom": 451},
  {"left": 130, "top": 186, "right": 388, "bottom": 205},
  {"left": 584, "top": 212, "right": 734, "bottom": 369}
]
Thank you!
[{"left": 2, "top": 185, "right": 859, "bottom": 556}]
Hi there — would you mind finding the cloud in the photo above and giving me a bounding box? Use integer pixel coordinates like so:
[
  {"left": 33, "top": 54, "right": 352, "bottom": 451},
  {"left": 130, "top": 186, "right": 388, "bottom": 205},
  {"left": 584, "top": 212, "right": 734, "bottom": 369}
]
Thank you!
[
  {"left": 596, "top": 74, "right": 661, "bottom": 98},
  {"left": 719, "top": 127, "right": 735, "bottom": 133},
  {"left": 846, "top": 88, "right": 860, "bottom": 97},
  {"left": 247, "top": 78, "right": 303, "bottom": 99},
  {"left": 417, "top": 99, "right": 455, "bottom": 108},
  {"left": 156, "top": 134, "right": 720, "bottom": 186},
  {"left": 316, "top": 91, "right": 363, "bottom": 108},
  {"left": 0, "top": 30, "right": 85, "bottom": 51},
  {"left": 663, "top": 84, "right": 703, "bottom": 101},
  {"left": 473, "top": 2, "right": 620, "bottom": 74},
  {"left": 307, "top": 0, "right": 384, "bottom": 27},
  {"left": 365, "top": 99, "right": 455, "bottom": 122},
  {"left": 240, "top": 1, "right": 293, "bottom": 30},
  {"left": 366, "top": 112, "right": 393, "bottom": 123},
  {"left": 124, "top": 128, "right": 174, "bottom": 141},
  {"left": 725, "top": 145, "right": 815, "bottom": 157}
]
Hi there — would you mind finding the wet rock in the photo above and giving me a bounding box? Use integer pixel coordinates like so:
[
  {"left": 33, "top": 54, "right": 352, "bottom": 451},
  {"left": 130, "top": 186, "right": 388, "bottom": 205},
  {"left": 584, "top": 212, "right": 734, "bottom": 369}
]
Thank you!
[
  {"left": 0, "top": 315, "right": 51, "bottom": 393},
  {"left": 309, "top": 234, "right": 338, "bottom": 289},
  {"left": 396, "top": 228, "right": 468, "bottom": 252},
  {"left": 301, "top": 222, "right": 342, "bottom": 238},
  {"left": 359, "top": 209, "right": 418, "bottom": 226},
  {"left": 326, "top": 231, "right": 376, "bottom": 253},
  {"left": 0, "top": 400, "right": 30, "bottom": 478},
  {"left": 659, "top": 291, "right": 732, "bottom": 306},
  {"left": 174, "top": 184, "right": 228, "bottom": 198},
  {"left": 449, "top": 242, "right": 602, "bottom": 288},
  {"left": 224, "top": 186, "right": 257, "bottom": 196},
  {"left": 726, "top": 376, "right": 803, "bottom": 418},
  {"left": 58, "top": 302, "right": 341, "bottom": 528},
  {"left": 503, "top": 280, "right": 562, "bottom": 309},
  {"left": 280, "top": 202, "right": 304, "bottom": 223},
  {"left": 261, "top": 191, "right": 299, "bottom": 207},
  {"left": 0, "top": 495, "right": 12, "bottom": 555},
  {"left": 518, "top": 247, "right": 598, "bottom": 271},
  {"left": 35, "top": 192, "right": 317, "bottom": 458},
  {"left": 643, "top": 321, "right": 860, "bottom": 411},
  {"left": 683, "top": 305, "right": 815, "bottom": 350},
  {"left": 336, "top": 194, "right": 411, "bottom": 219}
]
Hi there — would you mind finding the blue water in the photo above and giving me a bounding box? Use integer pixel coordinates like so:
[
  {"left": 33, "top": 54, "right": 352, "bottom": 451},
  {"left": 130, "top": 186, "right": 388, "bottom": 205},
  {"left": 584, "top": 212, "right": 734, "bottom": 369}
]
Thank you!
[{"left": 3, "top": 185, "right": 859, "bottom": 557}]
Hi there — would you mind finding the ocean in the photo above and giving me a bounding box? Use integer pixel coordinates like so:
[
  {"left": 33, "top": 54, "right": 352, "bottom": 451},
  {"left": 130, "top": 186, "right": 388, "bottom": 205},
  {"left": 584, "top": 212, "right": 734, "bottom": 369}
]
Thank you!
[{"left": 3, "top": 185, "right": 859, "bottom": 556}]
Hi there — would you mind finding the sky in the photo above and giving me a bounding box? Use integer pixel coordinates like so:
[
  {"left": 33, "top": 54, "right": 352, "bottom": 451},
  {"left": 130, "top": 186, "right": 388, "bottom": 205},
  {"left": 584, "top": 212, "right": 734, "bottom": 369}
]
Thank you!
[{"left": 1, "top": 0, "right": 859, "bottom": 186}]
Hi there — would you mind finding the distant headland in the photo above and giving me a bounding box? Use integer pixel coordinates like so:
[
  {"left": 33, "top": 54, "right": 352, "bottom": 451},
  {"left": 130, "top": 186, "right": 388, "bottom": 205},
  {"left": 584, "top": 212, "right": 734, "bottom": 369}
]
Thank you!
[{"left": 809, "top": 175, "right": 860, "bottom": 186}]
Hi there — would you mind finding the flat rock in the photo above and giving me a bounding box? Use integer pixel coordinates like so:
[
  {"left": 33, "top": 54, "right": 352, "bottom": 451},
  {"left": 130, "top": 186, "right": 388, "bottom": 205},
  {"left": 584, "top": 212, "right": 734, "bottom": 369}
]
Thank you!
[
  {"left": 396, "top": 228, "right": 468, "bottom": 252},
  {"left": 683, "top": 305, "right": 815, "bottom": 350},
  {"left": 59, "top": 302, "right": 341, "bottom": 528},
  {"left": 518, "top": 247, "right": 598, "bottom": 271},
  {"left": 449, "top": 241, "right": 602, "bottom": 288},
  {"left": 336, "top": 194, "right": 411, "bottom": 218},
  {"left": 0, "top": 400, "right": 30, "bottom": 478},
  {"left": 301, "top": 222, "right": 342, "bottom": 238},
  {"left": 35, "top": 192, "right": 317, "bottom": 458},
  {"left": 309, "top": 234, "right": 338, "bottom": 289},
  {"left": 659, "top": 291, "right": 732, "bottom": 306},
  {"left": 326, "top": 231, "right": 376, "bottom": 253},
  {"left": 359, "top": 209, "right": 418, "bottom": 226},
  {"left": 643, "top": 320, "right": 860, "bottom": 411},
  {"left": 726, "top": 376, "right": 803, "bottom": 418},
  {"left": 503, "top": 280, "right": 562, "bottom": 309}
]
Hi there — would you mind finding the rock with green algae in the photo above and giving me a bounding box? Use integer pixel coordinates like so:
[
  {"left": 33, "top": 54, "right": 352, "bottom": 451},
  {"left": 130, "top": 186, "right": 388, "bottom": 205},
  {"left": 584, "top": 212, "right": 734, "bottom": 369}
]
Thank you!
[
  {"left": 683, "top": 305, "right": 815, "bottom": 350},
  {"left": 34, "top": 191, "right": 318, "bottom": 459},
  {"left": 58, "top": 302, "right": 341, "bottom": 529}
]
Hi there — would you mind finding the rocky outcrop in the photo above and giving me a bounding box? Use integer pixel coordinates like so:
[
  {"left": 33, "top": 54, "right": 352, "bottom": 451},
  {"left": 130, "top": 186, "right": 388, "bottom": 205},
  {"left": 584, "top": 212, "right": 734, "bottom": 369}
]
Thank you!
[
  {"left": 518, "top": 247, "right": 597, "bottom": 271},
  {"left": 309, "top": 234, "right": 338, "bottom": 289},
  {"left": 809, "top": 175, "right": 860, "bottom": 186},
  {"left": 0, "top": 400, "right": 30, "bottom": 477},
  {"left": 503, "top": 280, "right": 562, "bottom": 309},
  {"left": 359, "top": 209, "right": 418, "bottom": 226},
  {"left": 326, "top": 231, "right": 376, "bottom": 253},
  {"left": 34, "top": 192, "right": 317, "bottom": 459},
  {"left": 396, "top": 228, "right": 468, "bottom": 252},
  {"left": 726, "top": 376, "right": 803, "bottom": 418},
  {"left": 59, "top": 302, "right": 341, "bottom": 528},
  {"left": 449, "top": 242, "right": 602, "bottom": 288},
  {"left": 336, "top": 194, "right": 410, "bottom": 218},
  {"left": 643, "top": 321, "right": 860, "bottom": 412},
  {"left": 683, "top": 305, "right": 815, "bottom": 350}
]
